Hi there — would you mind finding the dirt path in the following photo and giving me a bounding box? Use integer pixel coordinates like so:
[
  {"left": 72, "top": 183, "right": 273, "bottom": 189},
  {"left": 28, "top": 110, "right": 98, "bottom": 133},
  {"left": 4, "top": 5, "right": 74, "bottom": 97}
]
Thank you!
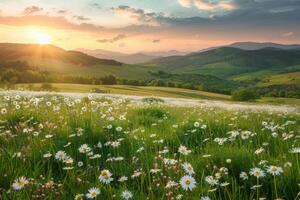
[{"left": 1, "top": 90, "right": 299, "bottom": 114}]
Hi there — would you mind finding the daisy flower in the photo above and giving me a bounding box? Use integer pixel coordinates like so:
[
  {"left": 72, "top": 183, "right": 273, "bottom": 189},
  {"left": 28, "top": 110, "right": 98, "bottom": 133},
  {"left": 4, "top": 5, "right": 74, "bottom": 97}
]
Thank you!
[
  {"left": 121, "top": 190, "right": 133, "bottom": 199},
  {"left": 178, "top": 145, "right": 191, "bottom": 155},
  {"left": 12, "top": 176, "right": 29, "bottom": 190},
  {"left": 99, "top": 169, "right": 113, "bottom": 184},
  {"left": 249, "top": 167, "right": 265, "bottom": 178},
  {"left": 205, "top": 176, "right": 219, "bottom": 186},
  {"left": 86, "top": 187, "right": 100, "bottom": 199},
  {"left": 266, "top": 165, "right": 283, "bottom": 176},
  {"left": 182, "top": 162, "right": 195, "bottom": 175},
  {"left": 78, "top": 144, "right": 91, "bottom": 154},
  {"left": 179, "top": 175, "right": 196, "bottom": 191}
]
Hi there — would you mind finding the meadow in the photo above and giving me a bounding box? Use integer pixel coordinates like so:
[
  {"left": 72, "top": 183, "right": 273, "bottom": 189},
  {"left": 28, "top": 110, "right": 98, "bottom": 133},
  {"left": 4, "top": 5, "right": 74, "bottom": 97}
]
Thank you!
[{"left": 0, "top": 92, "right": 299, "bottom": 200}]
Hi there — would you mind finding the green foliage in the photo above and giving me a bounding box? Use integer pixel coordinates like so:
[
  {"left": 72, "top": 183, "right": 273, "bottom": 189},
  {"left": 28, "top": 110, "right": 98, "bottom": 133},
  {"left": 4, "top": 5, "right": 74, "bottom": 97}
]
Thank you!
[
  {"left": 232, "top": 89, "right": 259, "bottom": 101},
  {"left": 40, "top": 83, "right": 55, "bottom": 91}
]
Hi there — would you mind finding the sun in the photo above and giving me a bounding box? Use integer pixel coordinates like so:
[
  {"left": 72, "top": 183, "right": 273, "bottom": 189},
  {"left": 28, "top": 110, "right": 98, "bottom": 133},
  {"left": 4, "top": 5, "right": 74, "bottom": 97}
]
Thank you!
[{"left": 32, "top": 32, "right": 52, "bottom": 44}]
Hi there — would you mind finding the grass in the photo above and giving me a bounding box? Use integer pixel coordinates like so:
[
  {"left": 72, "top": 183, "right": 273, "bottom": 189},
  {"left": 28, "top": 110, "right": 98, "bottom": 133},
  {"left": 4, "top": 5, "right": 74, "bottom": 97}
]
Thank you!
[
  {"left": 15, "top": 83, "right": 300, "bottom": 106},
  {"left": 0, "top": 92, "right": 299, "bottom": 200},
  {"left": 257, "top": 71, "right": 300, "bottom": 87},
  {"left": 15, "top": 83, "right": 231, "bottom": 100}
]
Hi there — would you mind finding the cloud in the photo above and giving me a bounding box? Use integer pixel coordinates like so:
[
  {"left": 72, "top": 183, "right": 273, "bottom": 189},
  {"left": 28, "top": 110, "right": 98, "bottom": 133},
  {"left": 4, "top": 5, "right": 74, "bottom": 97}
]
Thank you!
[
  {"left": 178, "top": 0, "right": 194, "bottom": 8},
  {"left": 97, "top": 34, "right": 127, "bottom": 43},
  {"left": 177, "top": 0, "right": 238, "bottom": 11},
  {"left": 57, "top": 10, "right": 68, "bottom": 14},
  {"left": 112, "top": 6, "right": 162, "bottom": 26},
  {"left": 282, "top": 31, "right": 294, "bottom": 37},
  {"left": 23, "top": 6, "right": 43, "bottom": 15},
  {"left": 152, "top": 39, "right": 160, "bottom": 43},
  {"left": 0, "top": 15, "right": 105, "bottom": 33},
  {"left": 73, "top": 15, "right": 90, "bottom": 21}
]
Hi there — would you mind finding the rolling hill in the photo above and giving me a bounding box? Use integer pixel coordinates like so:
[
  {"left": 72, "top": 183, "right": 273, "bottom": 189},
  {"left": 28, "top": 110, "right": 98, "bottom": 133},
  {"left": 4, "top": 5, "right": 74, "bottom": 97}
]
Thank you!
[
  {"left": 148, "top": 47, "right": 300, "bottom": 78},
  {"left": 0, "top": 43, "right": 241, "bottom": 93},
  {"left": 0, "top": 43, "right": 122, "bottom": 66}
]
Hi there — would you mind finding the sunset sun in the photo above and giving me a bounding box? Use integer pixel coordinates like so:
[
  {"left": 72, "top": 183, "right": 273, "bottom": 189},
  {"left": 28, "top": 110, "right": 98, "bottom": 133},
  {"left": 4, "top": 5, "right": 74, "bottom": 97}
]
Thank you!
[{"left": 33, "top": 32, "right": 52, "bottom": 44}]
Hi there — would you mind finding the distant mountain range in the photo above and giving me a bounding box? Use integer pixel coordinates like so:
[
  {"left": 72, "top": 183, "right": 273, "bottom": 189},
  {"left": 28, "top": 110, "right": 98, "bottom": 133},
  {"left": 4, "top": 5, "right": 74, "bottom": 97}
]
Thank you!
[
  {"left": 77, "top": 42, "right": 300, "bottom": 64},
  {"left": 76, "top": 48, "right": 188, "bottom": 64},
  {"left": 229, "top": 42, "right": 300, "bottom": 50}
]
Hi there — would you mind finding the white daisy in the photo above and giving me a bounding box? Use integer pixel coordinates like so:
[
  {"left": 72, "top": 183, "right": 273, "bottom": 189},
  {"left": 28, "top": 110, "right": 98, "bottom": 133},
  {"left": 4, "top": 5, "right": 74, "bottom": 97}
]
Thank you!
[
  {"left": 266, "top": 165, "right": 283, "bottom": 176},
  {"left": 12, "top": 176, "right": 29, "bottom": 190},
  {"left": 179, "top": 175, "right": 196, "bottom": 191},
  {"left": 249, "top": 167, "right": 265, "bottom": 178},
  {"left": 121, "top": 190, "right": 133, "bottom": 199},
  {"left": 86, "top": 187, "right": 100, "bottom": 199},
  {"left": 99, "top": 169, "right": 113, "bottom": 184},
  {"left": 182, "top": 162, "right": 195, "bottom": 175}
]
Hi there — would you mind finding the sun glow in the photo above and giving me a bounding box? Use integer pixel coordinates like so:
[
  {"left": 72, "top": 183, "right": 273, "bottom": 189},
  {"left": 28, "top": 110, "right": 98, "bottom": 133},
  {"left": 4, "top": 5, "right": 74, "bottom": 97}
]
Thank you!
[{"left": 32, "top": 32, "right": 52, "bottom": 44}]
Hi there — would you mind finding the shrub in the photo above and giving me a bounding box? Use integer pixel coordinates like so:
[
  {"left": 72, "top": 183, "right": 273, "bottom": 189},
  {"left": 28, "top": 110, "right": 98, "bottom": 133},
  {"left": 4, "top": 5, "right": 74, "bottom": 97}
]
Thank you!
[
  {"left": 232, "top": 89, "right": 259, "bottom": 101},
  {"left": 40, "top": 83, "right": 55, "bottom": 91}
]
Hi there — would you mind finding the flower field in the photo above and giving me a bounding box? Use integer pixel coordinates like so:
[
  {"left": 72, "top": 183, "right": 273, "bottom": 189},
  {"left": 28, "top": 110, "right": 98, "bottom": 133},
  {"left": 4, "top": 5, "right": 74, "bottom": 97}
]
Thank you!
[{"left": 0, "top": 93, "right": 299, "bottom": 200}]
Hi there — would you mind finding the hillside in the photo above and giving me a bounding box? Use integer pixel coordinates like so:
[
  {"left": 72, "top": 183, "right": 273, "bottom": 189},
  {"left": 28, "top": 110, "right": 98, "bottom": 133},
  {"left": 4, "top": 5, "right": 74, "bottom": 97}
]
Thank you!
[
  {"left": 0, "top": 43, "right": 122, "bottom": 67},
  {"left": 149, "top": 47, "right": 300, "bottom": 78},
  {"left": 229, "top": 42, "right": 300, "bottom": 50}
]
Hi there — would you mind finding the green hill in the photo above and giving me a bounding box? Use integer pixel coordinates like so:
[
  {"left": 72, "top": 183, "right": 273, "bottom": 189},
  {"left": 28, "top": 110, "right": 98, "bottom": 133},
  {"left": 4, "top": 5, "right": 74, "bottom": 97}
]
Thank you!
[
  {"left": 149, "top": 47, "right": 300, "bottom": 78},
  {"left": 0, "top": 43, "right": 122, "bottom": 66}
]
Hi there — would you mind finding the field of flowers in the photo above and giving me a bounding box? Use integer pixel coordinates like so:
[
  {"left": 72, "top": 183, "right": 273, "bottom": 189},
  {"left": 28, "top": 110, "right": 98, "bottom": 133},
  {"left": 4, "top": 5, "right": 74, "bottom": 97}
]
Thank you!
[{"left": 0, "top": 93, "right": 299, "bottom": 200}]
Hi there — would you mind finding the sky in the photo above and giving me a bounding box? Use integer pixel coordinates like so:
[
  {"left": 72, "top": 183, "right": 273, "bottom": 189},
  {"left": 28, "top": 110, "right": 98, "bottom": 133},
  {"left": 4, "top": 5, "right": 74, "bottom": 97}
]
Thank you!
[{"left": 0, "top": 0, "right": 300, "bottom": 53}]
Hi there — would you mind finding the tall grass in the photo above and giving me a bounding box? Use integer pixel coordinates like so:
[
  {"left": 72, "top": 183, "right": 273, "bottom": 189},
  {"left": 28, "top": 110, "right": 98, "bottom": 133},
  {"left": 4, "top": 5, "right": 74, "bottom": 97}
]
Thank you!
[{"left": 0, "top": 93, "right": 299, "bottom": 199}]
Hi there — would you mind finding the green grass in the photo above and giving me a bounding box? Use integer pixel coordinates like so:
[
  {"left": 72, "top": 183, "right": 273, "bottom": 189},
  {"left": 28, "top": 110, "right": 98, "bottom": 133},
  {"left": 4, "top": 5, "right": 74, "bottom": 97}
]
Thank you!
[
  {"left": 16, "top": 83, "right": 231, "bottom": 100},
  {"left": 0, "top": 92, "right": 299, "bottom": 200},
  {"left": 15, "top": 83, "right": 300, "bottom": 106},
  {"left": 257, "top": 71, "right": 300, "bottom": 87}
]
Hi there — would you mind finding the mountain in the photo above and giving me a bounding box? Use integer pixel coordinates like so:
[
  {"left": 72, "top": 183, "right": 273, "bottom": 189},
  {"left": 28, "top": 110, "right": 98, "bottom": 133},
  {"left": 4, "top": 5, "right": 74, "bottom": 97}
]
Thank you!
[
  {"left": 229, "top": 42, "right": 300, "bottom": 50},
  {"left": 77, "top": 48, "right": 188, "bottom": 64},
  {"left": 0, "top": 43, "right": 122, "bottom": 67},
  {"left": 76, "top": 48, "right": 159, "bottom": 64},
  {"left": 139, "top": 50, "right": 188, "bottom": 57},
  {"left": 148, "top": 47, "right": 300, "bottom": 78}
]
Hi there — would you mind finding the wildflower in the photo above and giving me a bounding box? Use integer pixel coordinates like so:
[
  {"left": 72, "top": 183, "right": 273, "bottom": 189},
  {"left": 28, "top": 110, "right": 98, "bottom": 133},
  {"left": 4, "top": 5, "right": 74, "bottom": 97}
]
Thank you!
[
  {"left": 43, "top": 153, "right": 52, "bottom": 158},
  {"left": 221, "top": 182, "right": 230, "bottom": 187},
  {"left": 55, "top": 151, "right": 67, "bottom": 161},
  {"left": 12, "top": 176, "right": 29, "bottom": 190},
  {"left": 249, "top": 168, "right": 265, "bottom": 178},
  {"left": 178, "top": 145, "right": 191, "bottom": 155},
  {"left": 86, "top": 187, "right": 100, "bottom": 199},
  {"left": 118, "top": 176, "right": 128, "bottom": 182},
  {"left": 78, "top": 161, "right": 84, "bottom": 167},
  {"left": 290, "top": 147, "right": 300, "bottom": 154},
  {"left": 74, "top": 194, "right": 84, "bottom": 200},
  {"left": 179, "top": 175, "right": 196, "bottom": 191},
  {"left": 116, "top": 126, "right": 123, "bottom": 132},
  {"left": 165, "top": 180, "right": 178, "bottom": 189},
  {"left": 201, "top": 196, "right": 211, "bottom": 200},
  {"left": 194, "top": 121, "right": 200, "bottom": 127},
  {"left": 240, "top": 171, "right": 248, "bottom": 180},
  {"left": 99, "top": 169, "right": 113, "bottom": 184},
  {"left": 182, "top": 162, "right": 195, "bottom": 175},
  {"left": 1, "top": 108, "right": 7, "bottom": 114},
  {"left": 121, "top": 190, "right": 133, "bottom": 199},
  {"left": 205, "top": 176, "right": 219, "bottom": 186},
  {"left": 79, "top": 144, "right": 91, "bottom": 154},
  {"left": 266, "top": 165, "right": 283, "bottom": 176}
]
